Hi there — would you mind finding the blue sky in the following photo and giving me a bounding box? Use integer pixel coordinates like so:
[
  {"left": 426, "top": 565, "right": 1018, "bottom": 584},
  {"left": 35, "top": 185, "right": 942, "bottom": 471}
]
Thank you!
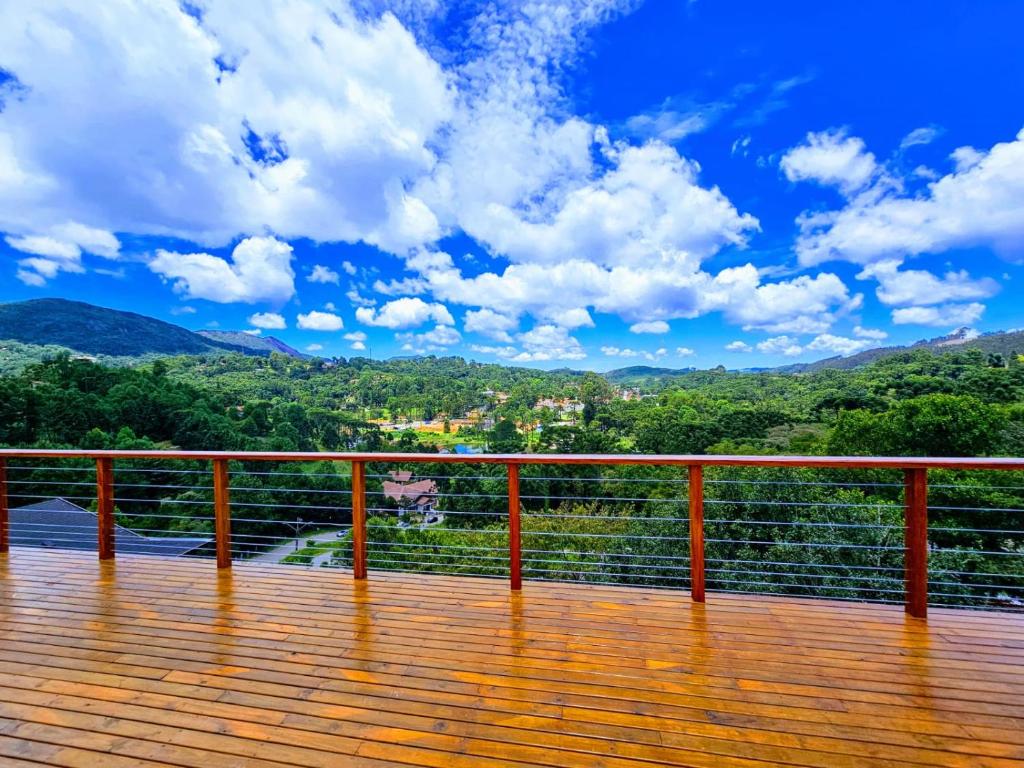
[{"left": 2, "top": 0, "right": 1023, "bottom": 369}]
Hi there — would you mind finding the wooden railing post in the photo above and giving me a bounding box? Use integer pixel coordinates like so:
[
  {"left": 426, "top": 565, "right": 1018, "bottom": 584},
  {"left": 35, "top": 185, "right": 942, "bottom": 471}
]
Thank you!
[
  {"left": 0, "top": 458, "right": 8, "bottom": 554},
  {"left": 213, "top": 459, "right": 231, "bottom": 569},
  {"left": 95, "top": 458, "right": 115, "bottom": 560},
  {"left": 904, "top": 468, "right": 928, "bottom": 619},
  {"left": 351, "top": 460, "right": 367, "bottom": 579},
  {"left": 688, "top": 464, "right": 705, "bottom": 603},
  {"left": 508, "top": 463, "right": 521, "bottom": 591}
]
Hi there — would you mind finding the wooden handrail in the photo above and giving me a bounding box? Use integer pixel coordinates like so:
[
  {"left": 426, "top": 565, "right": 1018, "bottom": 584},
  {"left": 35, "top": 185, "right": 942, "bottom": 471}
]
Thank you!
[
  {"left": 95, "top": 458, "right": 115, "bottom": 561},
  {"left": 351, "top": 460, "right": 367, "bottom": 579},
  {"left": 212, "top": 459, "right": 231, "bottom": 569},
  {"left": 688, "top": 465, "right": 705, "bottom": 603},
  {"left": 508, "top": 464, "right": 521, "bottom": 591},
  {"left": 0, "top": 458, "right": 8, "bottom": 554},
  {"left": 904, "top": 468, "right": 929, "bottom": 619},
  {"left": 1, "top": 448, "right": 1024, "bottom": 471}
]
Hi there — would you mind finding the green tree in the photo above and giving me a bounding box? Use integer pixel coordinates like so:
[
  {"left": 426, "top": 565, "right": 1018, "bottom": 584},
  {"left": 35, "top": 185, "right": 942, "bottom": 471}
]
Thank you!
[
  {"left": 489, "top": 419, "right": 525, "bottom": 452},
  {"left": 579, "top": 371, "right": 614, "bottom": 425},
  {"left": 831, "top": 394, "right": 1003, "bottom": 457}
]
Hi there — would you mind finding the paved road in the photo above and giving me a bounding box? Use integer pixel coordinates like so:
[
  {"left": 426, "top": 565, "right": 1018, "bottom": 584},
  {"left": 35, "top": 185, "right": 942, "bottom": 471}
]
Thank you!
[{"left": 250, "top": 528, "right": 348, "bottom": 564}]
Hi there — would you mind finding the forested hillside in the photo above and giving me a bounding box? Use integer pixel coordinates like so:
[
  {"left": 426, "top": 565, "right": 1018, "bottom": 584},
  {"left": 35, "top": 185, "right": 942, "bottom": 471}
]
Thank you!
[
  {"left": 3, "top": 347, "right": 1024, "bottom": 456},
  {"left": 0, "top": 298, "right": 302, "bottom": 362},
  {"left": 0, "top": 299, "right": 247, "bottom": 357}
]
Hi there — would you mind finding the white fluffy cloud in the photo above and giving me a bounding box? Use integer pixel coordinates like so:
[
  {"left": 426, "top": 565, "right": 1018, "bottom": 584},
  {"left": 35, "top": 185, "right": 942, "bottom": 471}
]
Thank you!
[
  {"left": 248, "top": 312, "right": 286, "bottom": 329},
  {"left": 601, "top": 345, "right": 668, "bottom": 361},
  {"left": 900, "top": 126, "right": 940, "bottom": 150},
  {"left": 305, "top": 343, "right": 323, "bottom": 352},
  {"left": 793, "top": 128, "right": 1024, "bottom": 267},
  {"left": 373, "top": 276, "right": 428, "bottom": 296},
  {"left": 150, "top": 237, "right": 295, "bottom": 303},
  {"left": 473, "top": 324, "right": 586, "bottom": 363},
  {"left": 0, "top": 0, "right": 861, "bottom": 346},
  {"left": 675, "top": 347, "right": 695, "bottom": 357},
  {"left": 14, "top": 0, "right": 1011, "bottom": 355},
  {"left": 398, "top": 324, "right": 461, "bottom": 353},
  {"left": 0, "top": 1, "right": 452, "bottom": 255},
  {"left": 756, "top": 336, "right": 804, "bottom": 357},
  {"left": 297, "top": 310, "right": 344, "bottom": 331},
  {"left": 725, "top": 340, "right": 753, "bottom": 353},
  {"left": 891, "top": 302, "right": 985, "bottom": 327},
  {"left": 857, "top": 259, "right": 999, "bottom": 307},
  {"left": 781, "top": 130, "right": 878, "bottom": 194},
  {"left": 403, "top": 248, "right": 854, "bottom": 342},
  {"left": 806, "top": 334, "right": 871, "bottom": 356},
  {"left": 853, "top": 325, "right": 888, "bottom": 341},
  {"left": 464, "top": 309, "right": 517, "bottom": 342},
  {"left": 307, "top": 265, "right": 340, "bottom": 285},
  {"left": 8, "top": 222, "right": 121, "bottom": 285},
  {"left": 712, "top": 265, "right": 858, "bottom": 334},
  {"left": 395, "top": 8, "right": 826, "bottom": 341},
  {"left": 356, "top": 297, "right": 454, "bottom": 329},
  {"left": 414, "top": 1, "right": 632, "bottom": 240},
  {"left": 346, "top": 288, "right": 376, "bottom": 308},
  {"left": 514, "top": 325, "right": 586, "bottom": 361},
  {"left": 629, "top": 321, "right": 670, "bottom": 334},
  {"left": 344, "top": 330, "right": 368, "bottom": 351},
  {"left": 469, "top": 140, "right": 758, "bottom": 270},
  {"left": 753, "top": 332, "right": 876, "bottom": 358}
]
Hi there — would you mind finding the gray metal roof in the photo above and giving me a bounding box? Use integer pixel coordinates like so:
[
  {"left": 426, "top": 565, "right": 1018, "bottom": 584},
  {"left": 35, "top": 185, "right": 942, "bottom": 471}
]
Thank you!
[{"left": 9, "top": 498, "right": 212, "bottom": 558}]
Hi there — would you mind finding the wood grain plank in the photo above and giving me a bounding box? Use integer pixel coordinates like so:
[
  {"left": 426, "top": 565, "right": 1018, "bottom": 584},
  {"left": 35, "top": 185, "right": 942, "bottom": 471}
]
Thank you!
[{"left": 0, "top": 548, "right": 1022, "bottom": 768}]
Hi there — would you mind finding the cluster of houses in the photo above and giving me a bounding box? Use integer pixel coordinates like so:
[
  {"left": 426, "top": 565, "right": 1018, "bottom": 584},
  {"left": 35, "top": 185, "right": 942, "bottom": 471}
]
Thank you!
[
  {"left": 370, "top": 386, "right": 647, "bottom": 448},
  {"left": 533, "top": 397, "right": 585, "bottom": 416}
]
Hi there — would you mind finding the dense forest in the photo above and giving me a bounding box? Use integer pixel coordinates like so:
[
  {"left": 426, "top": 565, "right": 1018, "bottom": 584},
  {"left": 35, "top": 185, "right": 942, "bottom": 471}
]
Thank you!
[
  {"left": 1, "top": 348, "right": 1023, "bottom": 608},
  {"left": 5, "top": 345, "right": 1022, "bottom": 455}
]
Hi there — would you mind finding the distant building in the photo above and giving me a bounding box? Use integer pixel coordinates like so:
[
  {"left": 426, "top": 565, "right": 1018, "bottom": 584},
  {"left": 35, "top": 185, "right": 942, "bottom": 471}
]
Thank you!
[
  {"left": 381, "top": 471, "right": 442, "bottom": 527},
  {"left": 382, "top": 476, "right": 438, "bottom": 512},
  {"left": 533, "top": 397, "right": 583, "bottom": 417},
  {"left": 9, "top": 498, "right": 212, "bottom": 557}
]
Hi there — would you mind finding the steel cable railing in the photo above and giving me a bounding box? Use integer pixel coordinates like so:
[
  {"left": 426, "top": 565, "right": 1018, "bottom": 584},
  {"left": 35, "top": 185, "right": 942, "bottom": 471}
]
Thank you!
[{"left": 2, "top": 450, "right": 1024, "bottom": 617}]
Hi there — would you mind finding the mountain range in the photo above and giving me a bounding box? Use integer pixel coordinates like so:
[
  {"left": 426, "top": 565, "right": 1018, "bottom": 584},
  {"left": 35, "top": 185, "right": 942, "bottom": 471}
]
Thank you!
[
  {"left": 2, "top": 298, "right": 1022, "bottom": 377},
  {"left": 778, "top": 327, "right": 1024, "bottom": 373},
  {"left": 0, "top": 298, "right": 302, "bottom": 359}
]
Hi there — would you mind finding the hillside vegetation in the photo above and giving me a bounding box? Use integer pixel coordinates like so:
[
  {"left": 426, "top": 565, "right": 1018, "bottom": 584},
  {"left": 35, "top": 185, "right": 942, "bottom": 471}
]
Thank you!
[
  {"left": 4, "top": 299, "right": 1024, "bottom": 380},
  {"left": 2, "top": 345, "right": 1023, "bottom": 456}
]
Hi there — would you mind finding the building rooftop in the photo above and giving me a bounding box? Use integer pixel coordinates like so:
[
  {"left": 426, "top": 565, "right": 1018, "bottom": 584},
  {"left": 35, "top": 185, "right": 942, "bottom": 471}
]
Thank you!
[
  {"left": 0, "top": 548, "right": 1021, "bottom": 767},
  {"left": 381, "top": 478, "right": 438, "bottom": 506},
  {"left": 9, "top": 498, "right": 211, "bottom": 557}
]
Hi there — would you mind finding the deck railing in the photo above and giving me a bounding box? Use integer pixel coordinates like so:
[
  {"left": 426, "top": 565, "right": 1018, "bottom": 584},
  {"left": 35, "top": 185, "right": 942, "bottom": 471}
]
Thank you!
[{"left": 3, "top": 449, "right": 1024, "bottom": 618}]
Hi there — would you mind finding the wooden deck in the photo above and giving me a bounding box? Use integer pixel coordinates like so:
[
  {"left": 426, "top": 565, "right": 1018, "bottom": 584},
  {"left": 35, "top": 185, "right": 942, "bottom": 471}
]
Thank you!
[{"left": 0, "top": 550, "right": 1022, "bottom": 768}]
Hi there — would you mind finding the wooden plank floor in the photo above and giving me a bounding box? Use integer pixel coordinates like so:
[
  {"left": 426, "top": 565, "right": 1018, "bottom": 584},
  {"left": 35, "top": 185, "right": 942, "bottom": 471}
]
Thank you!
[{"left": 0, "top": 550, "right": 1023, "bottom": 768}]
